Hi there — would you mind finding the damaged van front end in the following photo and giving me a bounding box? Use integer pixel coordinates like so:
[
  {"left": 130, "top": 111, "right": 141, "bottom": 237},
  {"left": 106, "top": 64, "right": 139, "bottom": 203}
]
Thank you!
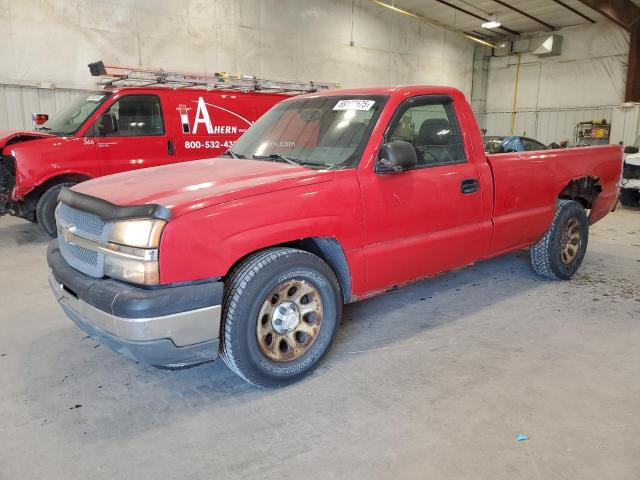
[{"left": 0, "top": 155, "right": 16, "bottom": 217}]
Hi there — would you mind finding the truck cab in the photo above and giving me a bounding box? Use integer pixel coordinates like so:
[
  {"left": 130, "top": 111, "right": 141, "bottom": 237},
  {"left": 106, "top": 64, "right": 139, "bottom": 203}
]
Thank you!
[
  {"left": 0, "top": 86, "right": 292, "bottom": 236},
  {"left": 46, "top": 86, "right": 622, "bottom": 387}
]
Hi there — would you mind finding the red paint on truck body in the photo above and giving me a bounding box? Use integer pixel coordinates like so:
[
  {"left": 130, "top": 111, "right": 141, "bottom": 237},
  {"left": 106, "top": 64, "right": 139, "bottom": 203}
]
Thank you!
[{"left": 71, "top": 86, "right": 622, "bottom": 299}]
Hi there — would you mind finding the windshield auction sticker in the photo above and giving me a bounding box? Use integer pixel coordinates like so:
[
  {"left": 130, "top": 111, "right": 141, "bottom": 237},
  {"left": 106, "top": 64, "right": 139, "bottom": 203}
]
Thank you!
[{"left": 333, "top": 99, "right": 375, "bottom": 111}]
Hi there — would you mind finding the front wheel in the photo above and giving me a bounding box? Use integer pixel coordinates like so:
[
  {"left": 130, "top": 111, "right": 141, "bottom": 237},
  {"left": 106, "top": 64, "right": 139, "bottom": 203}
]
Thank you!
[
  {"left": 530, "top": 199, "right": 589, "bottom": 280},
  {"left": 220, "top": 247, "right": 341, "bottom": 387},
  {"left": 36, "top": 182, "right": 76, "bottom": 237}
]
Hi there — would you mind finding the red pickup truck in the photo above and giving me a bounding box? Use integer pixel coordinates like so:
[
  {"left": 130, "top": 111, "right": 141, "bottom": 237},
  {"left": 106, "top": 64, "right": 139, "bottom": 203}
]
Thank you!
[
  {"left": 0, "top": 87, "right": 288, "bottom": 236},
  {"left": 47, "top": 86, "right": 621, "bottom": 387}
]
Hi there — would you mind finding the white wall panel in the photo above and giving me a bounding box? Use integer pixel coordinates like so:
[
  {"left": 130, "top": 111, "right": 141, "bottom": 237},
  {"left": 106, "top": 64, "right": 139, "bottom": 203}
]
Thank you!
[
  {"left": 0, "top": 0, "right": 475, "bottom": 129},
  {"left": 484, "top": 22, "right": 632, "bottom": 146},
  {"left": 487, "top": 22, "right": 628, "bottom": 113},
  {"left": 611, "top": 105, "right": 640, "bottom": 146}
]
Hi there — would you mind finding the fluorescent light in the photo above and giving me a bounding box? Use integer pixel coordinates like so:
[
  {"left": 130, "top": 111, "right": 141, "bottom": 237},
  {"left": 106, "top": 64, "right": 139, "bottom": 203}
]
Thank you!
[{"left": 482, "top": 20, "right": 501, "bottom": 29}]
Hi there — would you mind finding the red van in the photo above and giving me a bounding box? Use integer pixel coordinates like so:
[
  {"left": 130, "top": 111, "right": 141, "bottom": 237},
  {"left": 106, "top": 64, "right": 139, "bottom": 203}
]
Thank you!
[{"left": 0, "top": 64, "right": 335, "bottom": 236}]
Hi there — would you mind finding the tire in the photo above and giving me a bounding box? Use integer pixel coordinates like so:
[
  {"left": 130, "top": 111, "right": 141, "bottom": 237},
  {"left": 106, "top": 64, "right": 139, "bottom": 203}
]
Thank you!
[
  {"left": 530, "top": 199, "right": 589, "bottom": 280},
  {"left": 36, "top": 182, "right": 75, "bottom": 237},
  {"left": 221, "top": 247, "right": 342, "bottom": 387},
  {"left": 619, "top": 188, "right": 639, "bottom": 207}
]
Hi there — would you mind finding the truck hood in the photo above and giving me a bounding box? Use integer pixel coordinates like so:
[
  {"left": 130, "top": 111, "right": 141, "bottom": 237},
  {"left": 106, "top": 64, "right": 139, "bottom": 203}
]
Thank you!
[
  {"left": 0, "top": 129, "right": 54, "bottom": 150},
  {"left": 72, "top": 157, "right": 335, "bottom": 217}
]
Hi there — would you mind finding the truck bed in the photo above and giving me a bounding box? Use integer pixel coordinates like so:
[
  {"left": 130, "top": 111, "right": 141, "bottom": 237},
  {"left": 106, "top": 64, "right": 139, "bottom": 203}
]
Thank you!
[{"left": 485, "top": 144, "right": 622, "bottom": 256}]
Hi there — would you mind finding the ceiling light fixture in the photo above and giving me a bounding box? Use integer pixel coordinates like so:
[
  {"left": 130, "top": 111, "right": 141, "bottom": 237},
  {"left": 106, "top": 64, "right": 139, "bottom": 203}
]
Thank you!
[{"left": 481, "top": 15, "right": 501, "bottom": 29}]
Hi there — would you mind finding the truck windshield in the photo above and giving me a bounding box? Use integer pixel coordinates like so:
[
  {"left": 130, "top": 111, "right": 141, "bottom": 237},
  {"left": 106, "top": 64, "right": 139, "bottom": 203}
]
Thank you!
[
  {"left": 230, "top": 95, "right": 386, "bottom": 168},
  {"left": 37, "top": 92, "right": 111, "bottom": 136}
]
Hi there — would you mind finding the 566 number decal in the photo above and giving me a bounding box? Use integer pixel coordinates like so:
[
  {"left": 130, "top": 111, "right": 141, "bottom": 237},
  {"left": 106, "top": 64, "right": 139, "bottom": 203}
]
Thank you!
[{"left": 184, "top": 140, "right": 235, "bottom": 149}]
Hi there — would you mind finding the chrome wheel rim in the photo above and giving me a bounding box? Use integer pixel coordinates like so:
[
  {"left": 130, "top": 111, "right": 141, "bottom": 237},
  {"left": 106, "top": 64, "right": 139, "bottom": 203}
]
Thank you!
[
  {"left": 560, "top": 217, "right": 581, "bottom": 264},
  {"left": 256, "top": 279, "right": 323, "bottom": 362}
]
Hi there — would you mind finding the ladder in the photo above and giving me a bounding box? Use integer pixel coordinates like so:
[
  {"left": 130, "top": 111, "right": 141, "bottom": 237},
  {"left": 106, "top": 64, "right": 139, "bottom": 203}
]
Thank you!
[{"left": 88, "top": 61, "right": 339, "bottom": 95}]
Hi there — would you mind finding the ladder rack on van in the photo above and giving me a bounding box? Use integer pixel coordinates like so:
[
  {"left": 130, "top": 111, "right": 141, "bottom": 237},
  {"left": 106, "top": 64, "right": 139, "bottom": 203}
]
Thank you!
[{"left": 88, "top": 61, "right": 339, "bottom": 95}]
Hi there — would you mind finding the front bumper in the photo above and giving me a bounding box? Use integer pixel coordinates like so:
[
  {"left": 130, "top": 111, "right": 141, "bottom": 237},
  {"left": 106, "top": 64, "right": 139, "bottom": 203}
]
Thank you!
[{"left": 47, "top": 241, "right": 223, "bottom": 368}]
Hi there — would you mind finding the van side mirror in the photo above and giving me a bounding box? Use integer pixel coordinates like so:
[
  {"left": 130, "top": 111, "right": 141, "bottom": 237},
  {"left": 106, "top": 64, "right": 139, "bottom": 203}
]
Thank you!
[
  {"left": 376, "top": 140, "right": 417, "bottom": 173},
  {"left": 97, "top": 113, "right": 117, "bottom": 136}
]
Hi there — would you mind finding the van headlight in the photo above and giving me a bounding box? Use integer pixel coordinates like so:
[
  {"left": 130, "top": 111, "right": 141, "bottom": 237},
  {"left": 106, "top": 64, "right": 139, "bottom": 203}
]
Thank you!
[{"left": 104, "top": 219, "right": 166, "bottom": 285}]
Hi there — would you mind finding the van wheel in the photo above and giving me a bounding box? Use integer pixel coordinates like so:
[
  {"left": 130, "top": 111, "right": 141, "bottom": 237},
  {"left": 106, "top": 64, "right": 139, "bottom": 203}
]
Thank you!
[
  {"left": 220, "top": 247, "right": 341, "bottom": 387},
  {"left": 530, "top": 199, "right": 589, "bottom": 280},
  {"left": 619, "top": 189, "right": 639, "bottom": 207},
  {"left": 36, "top": 182, "right": 75, "bottom": 237}
]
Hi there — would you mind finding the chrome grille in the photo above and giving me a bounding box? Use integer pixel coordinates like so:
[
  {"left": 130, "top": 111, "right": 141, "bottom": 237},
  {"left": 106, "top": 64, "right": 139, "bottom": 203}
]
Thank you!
[
  {"left": 56, "top": 202, "right": 112, "bottom": 278},
  {"left": 61, "top": 242, "right": 98, "bottom": 266},
  {"left": 58, "top": 203, "right": 105, "bottom": 237}
]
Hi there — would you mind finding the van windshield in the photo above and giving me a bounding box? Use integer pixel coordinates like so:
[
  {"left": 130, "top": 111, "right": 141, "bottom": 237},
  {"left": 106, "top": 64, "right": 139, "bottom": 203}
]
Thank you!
[
  {"left": 37, "top": 92, "right": 111, "bottom": 136},
  {"left": 229, "top": 95, "right": 386, "bottom": 168}
]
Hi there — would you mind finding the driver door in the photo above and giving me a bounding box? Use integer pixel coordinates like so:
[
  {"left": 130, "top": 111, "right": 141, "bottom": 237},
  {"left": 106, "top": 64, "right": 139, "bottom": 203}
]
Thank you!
[
  {"left": 359, "top": 95, "right": 491, "bottom": 292},
  {"left": 94, "top": 94, "right": 175, "bottom": 175}
]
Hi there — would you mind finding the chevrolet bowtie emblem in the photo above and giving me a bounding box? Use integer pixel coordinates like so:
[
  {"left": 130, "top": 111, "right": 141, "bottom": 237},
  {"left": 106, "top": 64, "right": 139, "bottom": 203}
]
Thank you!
[{"left": 62, "top": 224, "right": 77, "bottom": 246}]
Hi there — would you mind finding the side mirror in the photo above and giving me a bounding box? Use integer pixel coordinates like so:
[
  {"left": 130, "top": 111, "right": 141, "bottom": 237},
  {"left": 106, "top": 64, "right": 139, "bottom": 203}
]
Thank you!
[
  {"left": 376, "top": 140, "right": 417, "bottom": 173},
  {"left": 97, "top": 113, "right": 116, "bottom": 136},
  {"left": 31, "top": 113, "right": 49, "bottom": 126}
]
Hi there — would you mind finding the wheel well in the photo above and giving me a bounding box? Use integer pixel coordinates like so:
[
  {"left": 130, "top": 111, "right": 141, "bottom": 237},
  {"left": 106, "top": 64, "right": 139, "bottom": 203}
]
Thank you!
[
  {"left": 558, "top": 176, "right": 601, "bottom": 209},
  {"left": 226, "top": 238, "right": 352, "bottom": 304},
  {"left": 288, "top": 238, "right": 351, "bottom": 303},
  {"left": 23, "top": 174, "right": 91, "bottom": 211}
]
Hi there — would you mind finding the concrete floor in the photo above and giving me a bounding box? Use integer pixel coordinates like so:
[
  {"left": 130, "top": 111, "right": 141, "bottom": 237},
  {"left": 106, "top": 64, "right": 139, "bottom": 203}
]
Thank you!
[{"left": 1, "top": 208, "right": 639, "bottom": 480}]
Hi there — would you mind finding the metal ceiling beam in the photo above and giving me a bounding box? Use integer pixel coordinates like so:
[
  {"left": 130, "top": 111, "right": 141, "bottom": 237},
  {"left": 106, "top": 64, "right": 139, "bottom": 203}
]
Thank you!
[
  {"left": 471, "top": 29, "right": 501, "bottom": 39},
  {"left": 577, "top": 0, "right": 640, "bottom": 101},
  {"left": 576, "top": 0, "right": 640, "bottom": 30},
  {"left": 367, "top": 0, "right": 498, "bottom": 47},
  {"left": 490, "top": 0, "right": 556, "bottom": 30},
  {"left": 433, "top": 0, "right": 520, "bottom": 35},
  {"left": 552, "top": 0, "right": 596, "bottom": 23}
]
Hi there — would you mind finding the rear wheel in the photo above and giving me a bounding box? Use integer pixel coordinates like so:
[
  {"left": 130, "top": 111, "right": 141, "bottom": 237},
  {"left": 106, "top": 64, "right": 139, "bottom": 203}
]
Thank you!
[
  {"left": 36, "top": 182, "right": 75, "bottom": 237},
  {"left": 220, "top": 247, "right": 341, "bottom": 387},
  {"left": 530, "top": 199, "right": 589, "bottom": 280},
  {"left": 619, "top": 188, "right": 639, "bottom": 207}
]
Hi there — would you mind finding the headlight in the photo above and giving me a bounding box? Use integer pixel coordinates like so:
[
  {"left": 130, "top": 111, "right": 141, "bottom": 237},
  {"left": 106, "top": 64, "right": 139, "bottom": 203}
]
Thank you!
[
  {"left": 104, "top": 219, "right": 166, "bottom": 284},
  {"left": 104, "top": 243, "right": 160, "bottom": 285},
  {"left": 109, "top": 219, "right": 166, "bottom": 248}
]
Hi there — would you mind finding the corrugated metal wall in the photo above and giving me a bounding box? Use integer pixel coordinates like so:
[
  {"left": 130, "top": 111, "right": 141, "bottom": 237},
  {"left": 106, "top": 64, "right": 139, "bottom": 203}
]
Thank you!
[
  {"left": 484, "top": 107, "right": 615, "bottom": 145},
  {"left": 0, "top": 84, "right": 86, "bottom": 131}
]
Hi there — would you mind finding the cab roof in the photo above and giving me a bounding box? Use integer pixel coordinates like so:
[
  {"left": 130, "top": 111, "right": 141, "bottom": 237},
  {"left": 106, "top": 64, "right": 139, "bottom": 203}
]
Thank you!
[{"left": 291, "top": 85, "right": 465, "bottom": 100}]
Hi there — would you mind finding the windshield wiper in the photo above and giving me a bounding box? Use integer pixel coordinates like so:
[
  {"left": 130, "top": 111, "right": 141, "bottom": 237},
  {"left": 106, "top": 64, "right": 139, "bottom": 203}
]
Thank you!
[
  {"left": 35, "top": 126, "right": 51, "bottom": 131},
  {"left": 223, "top": 150, "right": 245, "bottom": 159},
  {"left": 252, "top": 153, "right": 303, "bottom": 166}
]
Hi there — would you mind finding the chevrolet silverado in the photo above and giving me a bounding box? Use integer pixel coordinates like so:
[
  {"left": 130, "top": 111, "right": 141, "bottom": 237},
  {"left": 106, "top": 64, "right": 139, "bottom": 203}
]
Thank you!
[{"left": 46, "top": 86, "right": 622, "bottom": 387}]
